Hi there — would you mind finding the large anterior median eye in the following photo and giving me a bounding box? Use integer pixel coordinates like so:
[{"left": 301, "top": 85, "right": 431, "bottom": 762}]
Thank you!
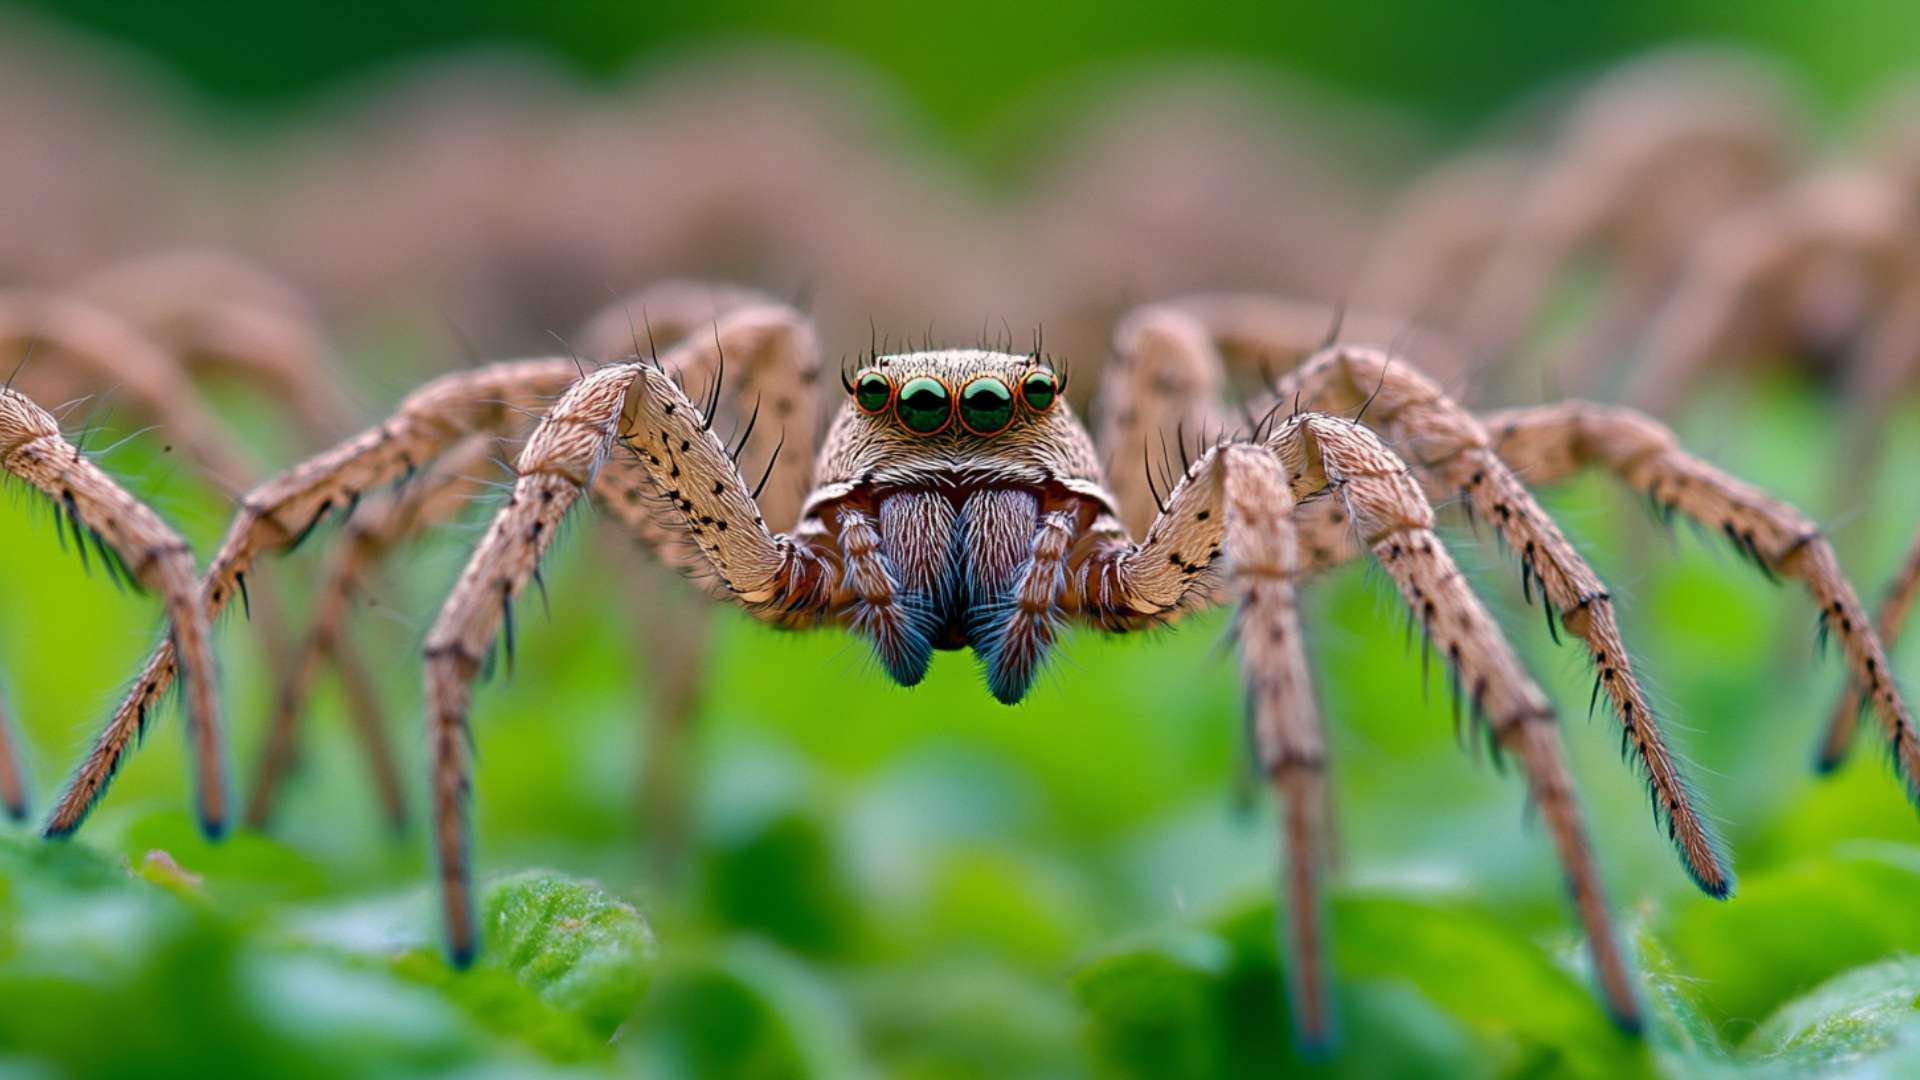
[
  {"left": 1021, "top": 370, "right": 1058, "bottom": 413},
  {"left": 854, "top": 371, "right": 892, "bottom": 414},
  {"left": 958, "top": 376, "right": 1015, "bottom": 435},
  {"left": 895, "top": 377, "right": 952, "bottom": 435}
]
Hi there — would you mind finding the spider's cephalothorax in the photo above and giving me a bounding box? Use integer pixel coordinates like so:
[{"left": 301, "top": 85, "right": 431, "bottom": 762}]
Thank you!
[{"left": 807, "top": 350, "right": 1117, "bottom": 700}]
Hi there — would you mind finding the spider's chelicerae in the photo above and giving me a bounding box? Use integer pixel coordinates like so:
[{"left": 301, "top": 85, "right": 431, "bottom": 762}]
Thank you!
[{"left": 31, "top": 294, "right": 1920, "bottom": 1054}]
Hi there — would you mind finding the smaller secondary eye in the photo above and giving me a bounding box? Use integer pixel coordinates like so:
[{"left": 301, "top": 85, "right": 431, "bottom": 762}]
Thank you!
[
  {"left": 854, "top": 371, "right": 892, "bottom": 414},
  {"left": 1021, "top": 370, "right": 1058, "bottom": 413},
  {"left": 895, "top": 376, "right": 953, "bottom": 435},
  {"left": 958, "top": 377, "right": 1015, "bottom": 435}
]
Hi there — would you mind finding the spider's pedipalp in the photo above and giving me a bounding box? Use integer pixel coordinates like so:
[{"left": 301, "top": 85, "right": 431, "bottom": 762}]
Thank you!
[
  {"left": 1485, "top": 401, "right": 1920, "bottom": 800},
  {"left": 1824, "top": 525, "right": 1920, "bottom": 768},
  {"left": 2, "top": 385, "right": 224, "bottom": 835},
  {"left": 840, "top": 502, "right": 940, "bottom": 685},
  {"left": 977, "top": 503, "right": 1072, "bottom": 704},
  {"left": 42, "top": 358, "right": 582, "bottom": 839}
]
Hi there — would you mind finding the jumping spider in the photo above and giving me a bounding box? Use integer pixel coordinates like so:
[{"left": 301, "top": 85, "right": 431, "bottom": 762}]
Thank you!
[{"left": 30, "top": 292, "right": 1918, "bottom": 1053}]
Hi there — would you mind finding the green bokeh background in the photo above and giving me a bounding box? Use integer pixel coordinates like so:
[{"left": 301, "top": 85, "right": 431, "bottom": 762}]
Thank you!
[{"left": 4, "top": 3, "right": 1920, "bottom": 1077}]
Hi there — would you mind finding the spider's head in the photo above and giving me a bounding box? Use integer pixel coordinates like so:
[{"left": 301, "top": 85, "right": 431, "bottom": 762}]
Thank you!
[
  {"left": 806, "top": 350, "right": 1119, "bottom": 702},
  {"left": 815, "top": 350, "right": 1109, "bottom": 498}
]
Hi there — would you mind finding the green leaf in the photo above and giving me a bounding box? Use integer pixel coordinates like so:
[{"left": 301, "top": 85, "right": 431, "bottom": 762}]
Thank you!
[
  {"left": 478, "top": 869, "right": 658, "bottom": 1037},
  {"left": 1740, "top": 956, "right": 1920, "bottom": 1074},
  {"left": 116, "top": 812, "right": 330, "bottom": 904},
  {"left": 1659, "top": 846, "right": 1920, "bottom": 1035},
  {"left": 1071, "top": 928, "right": 1235, "bottom": 1078},
  {"left": 289, "top": 870, "right": 658, "bottom": 1061},
  {"left": 633, "top": 940, "right": 872, "bottom": 1079}
]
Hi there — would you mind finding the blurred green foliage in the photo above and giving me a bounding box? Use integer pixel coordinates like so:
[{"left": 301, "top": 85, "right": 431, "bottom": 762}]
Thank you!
[{"left": 14, "top": 0, "right": 1920, "bottom": 135}]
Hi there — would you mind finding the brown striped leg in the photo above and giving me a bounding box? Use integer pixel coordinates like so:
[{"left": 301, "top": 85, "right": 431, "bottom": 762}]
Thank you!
[
  {"left": 1085, "top": 418, "right": 1641, "bottom": 1042},
  {"left": 423, "top": 307, "right": 834, "bottom": 964},
  {"left": 1123, "top": 300, "right": 1728, "bottom": 902},
  {"left": 1276, "top": 347, "right": 1730, "bottom": 898},
  {"left": 1821, "top": 522, "right": 1920, "bottom": 771},
  {"left": 0, "top": 696, "right": 26, "bottom": 820},
  {"left": 3, "top": 385, "right": 227, "bottom": 837},
  {"left": 1484, "top": 400, "right": 1920, "bottom": 807},
  {"left": 41, "top": 359, "right": 582, "bottom": 838},
  {"left": 245, "top": 435, "right": 499, "bottom": 830}
]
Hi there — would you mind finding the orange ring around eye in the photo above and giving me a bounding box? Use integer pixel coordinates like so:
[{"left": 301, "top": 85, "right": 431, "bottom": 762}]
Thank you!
[
  {"left": 894, "top": 376, "right": 954, "bottom": 436},
  {"left": 957, "top": 375, "right": 1017, "bottom": 436},
  {"left": 852, "top": 369, "right": 894, "bottom": 415},
  {"left": 1021, "top": 369, "right": 1059, "bottom": 413}
]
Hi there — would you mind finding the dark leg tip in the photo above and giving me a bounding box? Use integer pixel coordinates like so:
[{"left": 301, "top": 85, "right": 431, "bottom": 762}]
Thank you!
[
  {"left": 987, "top": 673, "right": 1030, "bottom": 706},
  {"left": 3, "top": 799, "right": 27, "bottom": 824},
  {"left": 981, "top": 643, "right": 1039, "bottom": 705},
  {"left": 1292, "top": 1025, "right": 1339, "bottom": 1062},
  {"left": 1608, "top": 1006, "right": 1645, "bottom": 1038},
  {"left": 1695, "top": 874, "right": 1734, "bottom": 902},
  {"left": 197, "top": 814, "right": 230, "bottom": 842},
  {"left": 1812, "top": 751, "right": 1846, "bottom": 776},
  {"left": 883, "top": 656, "right": 931, "bottom": 688},
  {"left": 446, "top": 939, "right": 478, "bottom": 970}
]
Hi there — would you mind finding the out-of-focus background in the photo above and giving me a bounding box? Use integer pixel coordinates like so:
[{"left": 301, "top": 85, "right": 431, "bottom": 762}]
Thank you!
[{"left": 3, "top": 2, "right": 1920, "bottom": 1077}]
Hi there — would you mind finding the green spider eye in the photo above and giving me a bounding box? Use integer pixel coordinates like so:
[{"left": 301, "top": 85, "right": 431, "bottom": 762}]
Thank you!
[
  {"left": 854, "top": 371, "right": 892, "bottom": 414},
  {"left": 958, "top": 376, "right": 1015, "bottom": 436},
  {"left": 1022, "top": 370, "right": 1058, "bottom": 413},
  {"left": 895, "top": 376, "right": 952, "bottom": 435}
]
